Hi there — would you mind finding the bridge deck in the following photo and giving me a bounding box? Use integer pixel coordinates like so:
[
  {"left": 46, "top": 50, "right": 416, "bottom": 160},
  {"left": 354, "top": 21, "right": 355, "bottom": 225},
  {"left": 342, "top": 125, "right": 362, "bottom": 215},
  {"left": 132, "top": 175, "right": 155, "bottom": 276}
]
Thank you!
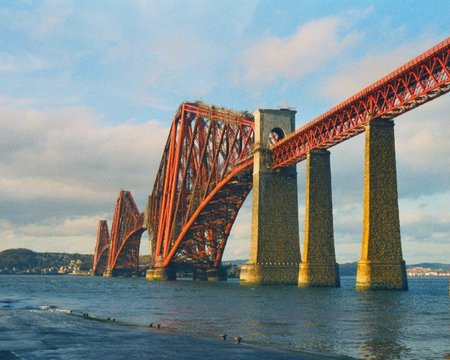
[{"left": 271, "top": 37, "right": 450, "bottom": 168}]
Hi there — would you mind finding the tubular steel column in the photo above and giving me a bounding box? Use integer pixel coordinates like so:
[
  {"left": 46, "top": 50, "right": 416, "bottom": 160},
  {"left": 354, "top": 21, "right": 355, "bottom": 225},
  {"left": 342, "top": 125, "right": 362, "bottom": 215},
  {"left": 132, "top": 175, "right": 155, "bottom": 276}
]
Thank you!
[
  {"left": 356, "top": 119, "right": 408, "bottom": 290},
  {"left": 240, "top": 109, "right": 301, "bottom": 285},
  {"left": 298, "top": 149, "right": 340, "bottom": 287}
]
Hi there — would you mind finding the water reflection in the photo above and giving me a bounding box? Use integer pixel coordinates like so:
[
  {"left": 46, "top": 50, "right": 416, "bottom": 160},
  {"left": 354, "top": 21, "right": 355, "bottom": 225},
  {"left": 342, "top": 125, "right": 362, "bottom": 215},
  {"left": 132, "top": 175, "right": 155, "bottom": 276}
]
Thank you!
[
  {"left": 290, "top": 287, "right": 347, "bottom": 355},
  {"left": 356, "top": 291, "right": 409, "bottom": 359}
]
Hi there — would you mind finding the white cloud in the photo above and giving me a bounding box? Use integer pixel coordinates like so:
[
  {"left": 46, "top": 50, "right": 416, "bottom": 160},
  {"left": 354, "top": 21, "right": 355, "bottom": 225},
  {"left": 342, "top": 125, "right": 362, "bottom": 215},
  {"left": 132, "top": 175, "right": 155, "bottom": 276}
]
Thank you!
[
  {"left": 0, "top": 0, "right": 73, "bottom": 39},
  {"left": 31, "top": 0, "right": 73, "bottom": 37},
  {"left": 0, "top": 98, "right": 169, "bottom": 252},
  {"left": 0, "top": 215, "right": 99, "bottom": 253},
  {"left": 0, "top": 54, "right": 47, "bottom": 73},
  {"left": 240, "top": 15, "right": 362, "bottom": 88},
  {"left": 21, "top": 216, "right": 99, "bottom": 238},
  {"left": 0, "top": 177, "right": 116, "bottom": 205},
  {"left": 0, "top": 102, "right": 168, "bottom": 195},
  {"left": 319, "top": 37, "right": 441, "bottom": 102}
]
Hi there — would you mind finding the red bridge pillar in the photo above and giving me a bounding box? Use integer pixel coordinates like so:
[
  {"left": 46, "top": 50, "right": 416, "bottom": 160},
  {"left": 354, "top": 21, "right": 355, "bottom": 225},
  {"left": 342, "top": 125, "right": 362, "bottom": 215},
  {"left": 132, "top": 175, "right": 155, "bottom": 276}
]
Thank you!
[
  {"left": 356, "top": 119, "right": 408, "bottom": 290},
  {"left": 240, "top": 109, "right": 301, "bottom": 285}
]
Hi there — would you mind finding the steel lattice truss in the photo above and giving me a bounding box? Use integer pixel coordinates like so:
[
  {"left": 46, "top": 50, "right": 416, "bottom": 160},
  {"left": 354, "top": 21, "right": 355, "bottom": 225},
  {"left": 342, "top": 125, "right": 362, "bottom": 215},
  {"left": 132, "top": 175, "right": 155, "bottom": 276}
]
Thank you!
[
  {"left": 272, "top": 37, "right": 450, "bottom": 168},
  {"left": 98, "top": 38, "right": 450, "bottom": 275},
  {"left": 106, "top": 191, "right": 145, "bottom": 275},
  {"left": 92, "top": 220, "right": 110, "bottom": 276},
  {"left": 148, "top": 102, "right": 254, "bottom": 269}
]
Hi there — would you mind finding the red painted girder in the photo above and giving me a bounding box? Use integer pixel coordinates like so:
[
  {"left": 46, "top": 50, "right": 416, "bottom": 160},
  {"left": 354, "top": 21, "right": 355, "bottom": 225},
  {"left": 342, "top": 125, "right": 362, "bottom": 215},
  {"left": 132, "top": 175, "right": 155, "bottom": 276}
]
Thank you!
[
  {"left": 110, "top": 212, "right": 146, "bottom": 274},
  {"left": 149, "top": 102, "right": 254, "bottom": 269},
  {"left": 183, "top": 103, "right": 254, "bottom": 127},
  {"left": 92, "top": 220, "right": 110, "bottom": 275},
  {"left": 162, "top": 158, "right": 253, "bottom": 267},
  {"left": 106, "top": 191, "right": 144, "bottom": 274},
  {"left": 272, "top": 37, "right": 450, "bottom": 168}
]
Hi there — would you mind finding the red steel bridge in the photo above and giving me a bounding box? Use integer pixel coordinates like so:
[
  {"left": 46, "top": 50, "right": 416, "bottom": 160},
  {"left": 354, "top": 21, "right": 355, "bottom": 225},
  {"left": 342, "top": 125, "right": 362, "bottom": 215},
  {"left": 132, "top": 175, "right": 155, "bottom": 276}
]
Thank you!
[{"left": 93, "top": 37, "right": 450, "bottom": 277}]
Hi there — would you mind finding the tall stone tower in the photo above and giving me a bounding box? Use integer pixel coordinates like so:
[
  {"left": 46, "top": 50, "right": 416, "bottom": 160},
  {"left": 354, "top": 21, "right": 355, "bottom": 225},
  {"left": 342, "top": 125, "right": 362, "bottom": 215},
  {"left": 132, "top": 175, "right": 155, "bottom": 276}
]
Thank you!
[
  {"left": 356, "top": 119, "right": 408, "bottom": 290},
  {"left": 298, "top": 149, "right": 340, "bottom": 287},
  {"left": 240, "top": 109, "right": 301, "bottom": 285}
]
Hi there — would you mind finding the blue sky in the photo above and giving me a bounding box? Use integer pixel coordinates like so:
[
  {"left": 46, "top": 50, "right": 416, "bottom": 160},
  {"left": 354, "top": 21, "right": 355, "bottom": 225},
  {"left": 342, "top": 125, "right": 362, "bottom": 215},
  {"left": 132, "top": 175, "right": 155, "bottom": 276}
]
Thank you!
[{"left": 1, "top": 0, "right": 449, "bottom": 264}]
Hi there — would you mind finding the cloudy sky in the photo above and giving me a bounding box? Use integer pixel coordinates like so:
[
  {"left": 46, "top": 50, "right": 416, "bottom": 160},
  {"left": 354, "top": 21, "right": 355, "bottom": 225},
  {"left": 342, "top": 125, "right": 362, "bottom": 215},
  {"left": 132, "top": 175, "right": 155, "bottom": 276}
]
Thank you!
[{"left": 1, "top": 0, "right": 449, "bottom": 264}]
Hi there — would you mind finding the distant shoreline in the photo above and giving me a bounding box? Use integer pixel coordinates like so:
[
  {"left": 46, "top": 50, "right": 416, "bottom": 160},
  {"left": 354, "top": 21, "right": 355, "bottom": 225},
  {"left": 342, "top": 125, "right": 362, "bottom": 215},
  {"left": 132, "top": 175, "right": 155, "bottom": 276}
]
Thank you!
[{"left": 1, "top": 248, "right": 449, "bottom": 277}]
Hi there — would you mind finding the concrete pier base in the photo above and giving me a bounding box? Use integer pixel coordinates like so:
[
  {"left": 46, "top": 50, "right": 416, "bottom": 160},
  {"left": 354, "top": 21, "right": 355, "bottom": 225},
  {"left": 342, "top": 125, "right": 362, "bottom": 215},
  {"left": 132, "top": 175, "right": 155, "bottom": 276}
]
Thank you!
[
  {"left": 206, "top": 267, "right": 227, "bottom": 282},
  {"left": 103, "top": 269, "right": 137, "bottom": 277},
  {"left": 145, "top": 269, "right": 154, "bottom": 280},
  {"left": 103, "top": 269, "right": 113, "bottom": 277},
  {"left": 192, "top": 268, "right": 208, "bottom": 281},
  {"left": 356, "top": 119, "right": 407, "bottom": 291},
  {"left": 146, "top": 267, "right": 176, "bottom": 281},
  {"left": 356, "top": 260, "right": 408, "bottom": 290},
  {"left": 240, "top": 109, "right": 301, "bottom": 285},
  {"left": 298, "top": 149, "right": 340, "bottom": 287},
  {"left": 298, "top": 263, "right": 340, "bottom": 288},
  {"left": 240, "top": 264, "right": 299, "bottom": 285}
]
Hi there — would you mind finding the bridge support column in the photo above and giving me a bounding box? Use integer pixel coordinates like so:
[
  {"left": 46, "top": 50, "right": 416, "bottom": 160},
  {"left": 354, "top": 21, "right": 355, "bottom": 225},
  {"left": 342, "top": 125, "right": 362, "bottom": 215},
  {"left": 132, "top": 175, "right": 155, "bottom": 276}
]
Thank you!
[
  {"left": 207, "top": 267, "right": 227, "bottom": 282},
  {"left": 146, "top": 267, "right": 176, "bottom": 281},
  {"left": 193, "top": 268, "right": 207, "bottom": 281},
  {"left": 240, "top": 109, "right": 301, "bottom": 285},
  {"left": 299, "top": 149, "right": 340, "bottom": 287},
  {"left": 103, "top": 269, "right": 114, "bottom": 277},
  {"left": 356, "top": 119, "right": 407, "bottom": 290}
]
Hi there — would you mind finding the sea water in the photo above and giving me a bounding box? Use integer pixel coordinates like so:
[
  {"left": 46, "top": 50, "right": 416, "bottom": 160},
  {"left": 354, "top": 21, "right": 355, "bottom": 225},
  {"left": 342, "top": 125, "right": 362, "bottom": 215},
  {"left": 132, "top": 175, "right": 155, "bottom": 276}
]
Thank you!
[{"left": 0, "top": 275, "right": 448, "bottom": 359}]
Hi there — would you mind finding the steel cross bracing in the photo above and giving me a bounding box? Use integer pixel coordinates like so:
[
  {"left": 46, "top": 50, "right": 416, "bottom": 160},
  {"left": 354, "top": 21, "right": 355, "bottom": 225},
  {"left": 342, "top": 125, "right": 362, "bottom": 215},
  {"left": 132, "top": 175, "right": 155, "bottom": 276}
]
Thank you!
[
  {"left": 106, "top": 191, "right": 145, "bottom": 275},
  {"left": 148, "top": 102, "right": 254, "bottom": 270},
  {"left": 97, "top": 38, "right": 449, "bottom": 275},
  {"left": 92, "top": 220, "right": 110, "bottom": 276},
  {"left": 271, "top": 37, "right": 450, "bottom": 168}
]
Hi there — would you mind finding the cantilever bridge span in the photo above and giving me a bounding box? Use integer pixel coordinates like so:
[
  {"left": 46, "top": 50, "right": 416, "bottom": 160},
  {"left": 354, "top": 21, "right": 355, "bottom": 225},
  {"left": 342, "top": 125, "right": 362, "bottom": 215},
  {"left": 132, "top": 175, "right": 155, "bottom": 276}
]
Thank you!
[{"left": 93, "top": 37, "right": 450, "bottom": 287}]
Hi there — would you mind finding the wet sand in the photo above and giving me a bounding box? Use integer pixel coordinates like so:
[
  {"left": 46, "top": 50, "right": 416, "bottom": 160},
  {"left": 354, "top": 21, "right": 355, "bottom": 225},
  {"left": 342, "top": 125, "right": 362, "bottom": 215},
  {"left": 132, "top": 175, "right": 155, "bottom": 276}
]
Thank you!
[{"left": 0, "top": 308, "right": 350, "bottom": 359}]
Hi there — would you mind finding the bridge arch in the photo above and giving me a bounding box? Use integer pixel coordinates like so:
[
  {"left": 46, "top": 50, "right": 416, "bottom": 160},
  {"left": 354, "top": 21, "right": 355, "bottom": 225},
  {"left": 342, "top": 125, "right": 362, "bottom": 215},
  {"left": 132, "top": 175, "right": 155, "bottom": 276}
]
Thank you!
[
  {"left": 268, "top": 127, "right": 285, "bottom": 145},
  {"left": 147, "top": 102, "right": 254, "bottom": 273},
  {"left": 94, "top": 37, "right": 449, "bottom": 286}
]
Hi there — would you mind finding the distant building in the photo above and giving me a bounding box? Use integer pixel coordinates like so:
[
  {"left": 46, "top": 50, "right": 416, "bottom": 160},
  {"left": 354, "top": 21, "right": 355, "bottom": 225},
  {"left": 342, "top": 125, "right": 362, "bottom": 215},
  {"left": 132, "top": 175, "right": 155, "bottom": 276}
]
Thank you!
[{"left": 407, "top": 267, "right": 450, "bottom": 277}]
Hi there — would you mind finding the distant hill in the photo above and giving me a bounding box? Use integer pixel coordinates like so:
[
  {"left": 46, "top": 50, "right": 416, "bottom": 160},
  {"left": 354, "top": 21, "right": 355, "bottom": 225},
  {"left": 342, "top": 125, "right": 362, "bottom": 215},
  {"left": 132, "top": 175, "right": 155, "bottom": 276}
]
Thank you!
[
  {"left": 0, "top": 248, "right": 93, "bottom": 272},
  {"left": 0, "top": 248, "right": 153, "bottom": 273},
  {"left": 339, "top": 262, "right": 358, "bottom": 276},
  {"left": 1, "top": 249, "right": 448, "bottom": 276}
]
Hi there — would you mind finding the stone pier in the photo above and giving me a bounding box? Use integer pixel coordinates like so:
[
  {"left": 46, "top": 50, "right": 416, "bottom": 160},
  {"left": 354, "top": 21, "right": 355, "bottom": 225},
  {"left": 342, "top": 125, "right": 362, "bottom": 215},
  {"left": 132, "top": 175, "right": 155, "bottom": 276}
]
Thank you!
[
  {"left": 356, "top": 119, "right": 408, "bottom": 290},
  {"left": 240, "top": 109, "right": 301, "bottom": 285},
  {"left": 192, "top": 268, "right": 208, "bottom": 281},
  {"left": 298, "top": 149, "right": 340, "bottom": 287},
  {"left": 146, "top": 267, "right": 177, "bottom": 281},
  {"left": 206, "top": 267, "right": 227, "bottom": 281},
  {"left": 103, "top": 268, "right": 137, "bottom": 277}
]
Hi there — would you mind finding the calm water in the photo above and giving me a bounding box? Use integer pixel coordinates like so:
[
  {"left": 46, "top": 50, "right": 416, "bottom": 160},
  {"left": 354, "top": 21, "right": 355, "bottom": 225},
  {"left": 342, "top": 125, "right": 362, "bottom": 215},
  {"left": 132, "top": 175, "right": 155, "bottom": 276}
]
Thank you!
[{"left": 0, "top": 275, "right": 449, "bottom": 359}]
